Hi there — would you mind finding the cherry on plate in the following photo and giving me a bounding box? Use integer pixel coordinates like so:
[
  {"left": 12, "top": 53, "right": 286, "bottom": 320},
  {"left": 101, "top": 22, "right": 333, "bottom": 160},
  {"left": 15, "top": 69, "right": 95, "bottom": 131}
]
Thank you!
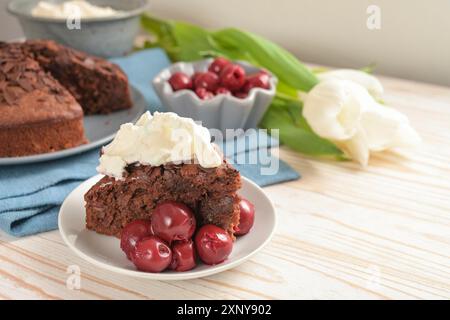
[
  {"left": 215, "top": 87, "right": 231, "bottom": 95},
  {"left": 195, "top": 224, "right": 233, "bottom": 265},
  {"left": 120, "top": 219, "right": 153, "bottom": 260},
  {"left": 220, "top": 64, "right": 246, "bottom": 92},
  {"left": 151, "top": 201, "right": 196, "bottom": 244},
  {"left": 131, "top": 236, "right": 172, "bottom": 273},
  {"left": 170, "top": 240, "right": 197, "bottom": 272},
  {"left": 193, "top": 72, "right": 219, "bottom": 92},
  {"left": 168, "top": 72, "right": 192, "bottom": 91},
  {"left": 235, "top": 198, "right": 255, "bottom": 236},
  {"left": 208, "top": 57, "right": 231, "bottom": 75},
  {"left": 195, "top": 87, "right": 214, "bottom": 100}
]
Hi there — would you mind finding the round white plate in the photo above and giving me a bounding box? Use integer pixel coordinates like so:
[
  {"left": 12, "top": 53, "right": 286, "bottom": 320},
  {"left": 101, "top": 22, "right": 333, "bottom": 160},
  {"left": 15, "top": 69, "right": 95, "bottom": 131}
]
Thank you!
[
  {"left": 59, "top": 175, "right": 276, "bottom": 280},
  {"left": 0, "top": 86, "right": 146, "bottom": 165}
]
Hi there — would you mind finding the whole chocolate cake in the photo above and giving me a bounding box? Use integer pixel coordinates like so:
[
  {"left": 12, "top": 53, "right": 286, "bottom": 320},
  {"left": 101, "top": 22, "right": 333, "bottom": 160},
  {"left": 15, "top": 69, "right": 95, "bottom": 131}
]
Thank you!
[
  {"left": 84, "top": 112, "right": 242, "bottom": 238},
  {"left": 0, "top": 40, "right": 132, "bottom": 157},
  {"left": 24, "top": 40, "right": 132, "bottom": 114},
  {"left": 0, "top": 42, "right": 87, "bottom": 157}
]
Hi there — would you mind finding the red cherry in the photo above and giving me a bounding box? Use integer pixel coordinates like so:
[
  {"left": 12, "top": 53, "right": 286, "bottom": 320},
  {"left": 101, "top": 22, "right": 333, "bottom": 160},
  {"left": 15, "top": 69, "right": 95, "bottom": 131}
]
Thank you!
[
  {"left": 235, "top": 198, "right": 255, "bottom": 236},
  {"left": 131, "top": 236, "right": 172, "bottom": 273},
  {"left": 233, "top": 91, "right": 248, "bottom": 99},
  {"left": 191, "top": 72, "right": 202, "bottom": 84},
  {"left": 208, "top": 57, "right": 231, "bottom": 75},
  {"left": 170, "top": 240, "right": 197, "bottom": 272},
  {"left": 195, "top": 225, "right": 233, "bottom": 265},
  {"left": 168, "top": 72, "right": 192, "bottom": 91},
  {"left": 195, "top": 87, "right": 214, "bottom": 100},
  {"left": 151, "top": 202, "right": 196, "bottom": 244},
  {"left": 120, "top": 219, "right": 153, "bottom": 260},
  {"left": 193, "top": 72, "right": 219, "bottom": 92},
  {"left": 220, "top": 64, "right": 246, "bottom": 91},
  {"left": 215, "top": 87, "right": 231, "bottom": 95},
  {"left": 243, "top": 72, "right": 271, "bottom": 92}
]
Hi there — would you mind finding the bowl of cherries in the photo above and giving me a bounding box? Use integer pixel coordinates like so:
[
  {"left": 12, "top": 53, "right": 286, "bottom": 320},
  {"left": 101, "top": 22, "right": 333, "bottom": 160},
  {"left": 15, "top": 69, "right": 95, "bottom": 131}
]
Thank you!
[
  {"left": 152, "top": 57, "right": 277, "bottom": 135},
  {"left": 120, "top": 197, "right": 255, "bottom": 273}
]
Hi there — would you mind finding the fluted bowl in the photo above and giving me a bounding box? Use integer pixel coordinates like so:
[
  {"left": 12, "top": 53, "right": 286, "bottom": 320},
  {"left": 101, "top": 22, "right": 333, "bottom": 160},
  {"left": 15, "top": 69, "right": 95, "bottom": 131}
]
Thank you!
[{"left": 152, "top": 58, "right": 277, "bottom": 136}]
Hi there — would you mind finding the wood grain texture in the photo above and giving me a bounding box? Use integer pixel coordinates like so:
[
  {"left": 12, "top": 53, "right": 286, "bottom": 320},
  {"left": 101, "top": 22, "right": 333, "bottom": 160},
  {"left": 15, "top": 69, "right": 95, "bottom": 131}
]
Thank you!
[{"left": 0, "top": 75, "right": 449, "bottom": 300}]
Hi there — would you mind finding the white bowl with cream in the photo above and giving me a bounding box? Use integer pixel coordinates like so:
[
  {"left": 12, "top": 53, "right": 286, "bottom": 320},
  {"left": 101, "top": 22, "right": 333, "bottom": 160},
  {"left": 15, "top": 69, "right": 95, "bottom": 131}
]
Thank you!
[{"left": 8, "top": 0, "right": 149, "bottom": 57}]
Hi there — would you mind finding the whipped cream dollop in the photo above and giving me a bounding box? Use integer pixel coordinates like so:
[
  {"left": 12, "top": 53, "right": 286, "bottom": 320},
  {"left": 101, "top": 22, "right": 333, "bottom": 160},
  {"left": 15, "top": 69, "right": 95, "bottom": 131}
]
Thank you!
[
  {"left": 97, "top": 112, "right": 223, "bottom": 178},
  {"left": 31, "top": 1, "right": 121, "bottom": 19}
]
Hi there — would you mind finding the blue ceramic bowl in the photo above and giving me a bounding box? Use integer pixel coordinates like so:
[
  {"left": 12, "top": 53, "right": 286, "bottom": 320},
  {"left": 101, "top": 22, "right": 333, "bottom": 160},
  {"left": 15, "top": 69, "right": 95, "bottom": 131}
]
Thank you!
[{"left": 8, "top": 0, "right": 149, "bottom": 57}]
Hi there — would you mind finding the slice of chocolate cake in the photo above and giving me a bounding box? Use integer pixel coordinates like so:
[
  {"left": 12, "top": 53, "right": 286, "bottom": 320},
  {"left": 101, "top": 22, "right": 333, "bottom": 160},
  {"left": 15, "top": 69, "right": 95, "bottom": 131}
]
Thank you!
[
  {"left": 85, "top": 162, "right": 241, "bottom": 237},
  {"left": 24, "top": 40, "right": 132, "bottom": 115},
  {"left": 84, "top": 112, "right": 242, "bottom": 238},
  {"left": 0, "top": 42, "right": 87, "bottom": 157}
]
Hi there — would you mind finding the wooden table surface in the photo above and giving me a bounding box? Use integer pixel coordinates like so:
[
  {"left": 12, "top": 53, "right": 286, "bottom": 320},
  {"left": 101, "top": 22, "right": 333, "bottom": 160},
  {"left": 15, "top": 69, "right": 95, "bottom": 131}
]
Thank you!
[{"left": 0, "top": 75, "right": 449, "bottom": 300}]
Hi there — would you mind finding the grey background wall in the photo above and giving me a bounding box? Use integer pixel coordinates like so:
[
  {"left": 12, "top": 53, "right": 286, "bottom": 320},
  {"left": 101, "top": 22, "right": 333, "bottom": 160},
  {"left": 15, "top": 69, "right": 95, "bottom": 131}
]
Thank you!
[
  {"left": 0, "top": 0, "right": 22, "bottom": 40},
  {"left": 1, "top": 0, "right": 449, "bottom": 86}
]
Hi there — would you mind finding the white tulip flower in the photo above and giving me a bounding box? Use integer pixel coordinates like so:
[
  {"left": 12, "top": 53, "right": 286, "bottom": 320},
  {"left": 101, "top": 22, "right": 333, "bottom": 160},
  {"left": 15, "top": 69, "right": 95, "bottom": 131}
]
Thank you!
[
  {"left": 303, "top": 78, "right": 420, "bottom": 166},
  {"left": 317, "top": 69, "right": 384, "bottom": 98}
]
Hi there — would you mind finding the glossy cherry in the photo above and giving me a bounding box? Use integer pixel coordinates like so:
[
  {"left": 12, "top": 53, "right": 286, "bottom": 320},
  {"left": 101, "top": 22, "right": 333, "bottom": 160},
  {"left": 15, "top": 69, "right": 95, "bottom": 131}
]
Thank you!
[
  {"left": 120, "top": 219, "right": 153, "bottom": 260},
  {"left": 219, "top": 64, "right": 246, "bottom": 92},
  {"left": 151, "top": 201, "right": 196, "bottom": 244},
  {"left": 244, "top": 72, "right": 271, "bottom": 92},
  {"left": 195, "top": 224, "right": 233, "bottom": 265},
  {"left": 195, "top": 87, "right": 214, "bottom": 100},
  {"left": 235, "top": 198, "right": 255, "bottom": 236},
  {"left": 191, "top": 72, "right": 202, "bottom": 84},
  {"left": 168, "top": 72, "right": 192, "bottom": 91},
  {"left": 208, "top": 57, "right": 231, "bottom": 75},
  {"left": 170, "top": 240, "right": 197, "bottom": 272},
  {"left": 215, "top": 87, "right": 231, "bottom": 95},
  {"left": 193, "top": 71, "right": 219, "bottom": 92},
  {"left": 130, "top": 236, "right": 172, "bottom": 273}
]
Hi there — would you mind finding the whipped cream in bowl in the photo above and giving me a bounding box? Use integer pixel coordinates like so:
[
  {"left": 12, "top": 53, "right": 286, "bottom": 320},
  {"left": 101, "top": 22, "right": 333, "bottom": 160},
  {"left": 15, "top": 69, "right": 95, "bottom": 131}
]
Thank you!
[
  {"left": 97, "top": 112, "right": 223, "bottom": 179},
  {"left": 31, "top": 1, "right": 123, "bottom": 19},
  {"left": 8, "top": 0, "right": 149, "bottom": 57}
]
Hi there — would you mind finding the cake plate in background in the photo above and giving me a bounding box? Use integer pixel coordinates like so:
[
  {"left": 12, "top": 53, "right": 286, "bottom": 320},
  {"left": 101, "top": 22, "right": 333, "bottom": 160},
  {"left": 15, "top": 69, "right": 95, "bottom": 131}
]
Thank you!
[{"left": 0, "top": 86, "right": 147, "bottom": 165}]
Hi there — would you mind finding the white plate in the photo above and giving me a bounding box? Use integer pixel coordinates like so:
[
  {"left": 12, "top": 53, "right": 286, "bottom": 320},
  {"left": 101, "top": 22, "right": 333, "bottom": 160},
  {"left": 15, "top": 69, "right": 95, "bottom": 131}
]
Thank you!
[
  {"left": 0, "top": 86, "right": 146, "bottom": 165},
  {"left": 59, "top": 175, "right": 277, "bottom": 280}
]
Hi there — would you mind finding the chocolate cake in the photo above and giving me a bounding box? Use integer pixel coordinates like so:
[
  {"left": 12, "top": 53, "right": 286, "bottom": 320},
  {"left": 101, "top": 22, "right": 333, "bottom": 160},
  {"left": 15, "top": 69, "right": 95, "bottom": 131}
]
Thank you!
[
  {"left": 0, "top": 42, "right": 87, "bottom": 157},
  {"left": 85, "top": 161, "right": 242, "bottom": 238},
  {"left": 0, "top": 40, "right": 133, "bottom": 157},
  {"left": 24, "top": 40, "right": 132, "bottom": 114}
]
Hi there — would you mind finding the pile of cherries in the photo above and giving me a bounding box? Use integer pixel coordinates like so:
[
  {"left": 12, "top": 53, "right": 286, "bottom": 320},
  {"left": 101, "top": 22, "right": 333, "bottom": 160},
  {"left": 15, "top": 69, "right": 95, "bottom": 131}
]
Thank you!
[
  {"left": 120, "top": 198, "right": 255, "bottom": 273},
  {"left": 168, "top": 57, "right": 272, "bottom": 100}
]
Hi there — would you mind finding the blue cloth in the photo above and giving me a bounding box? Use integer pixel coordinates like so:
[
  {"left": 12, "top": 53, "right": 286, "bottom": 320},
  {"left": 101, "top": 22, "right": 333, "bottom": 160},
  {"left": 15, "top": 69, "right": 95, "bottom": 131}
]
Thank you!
[{"left": 0, "top": 48, "right": 300, "bottom": 237}]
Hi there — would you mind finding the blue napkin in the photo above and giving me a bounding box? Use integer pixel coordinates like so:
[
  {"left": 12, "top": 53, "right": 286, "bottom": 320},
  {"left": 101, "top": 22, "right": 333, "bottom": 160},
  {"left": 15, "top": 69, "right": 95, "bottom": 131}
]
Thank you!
[{"left": 0, "top": 48, "right": 299, "bottom": 237}]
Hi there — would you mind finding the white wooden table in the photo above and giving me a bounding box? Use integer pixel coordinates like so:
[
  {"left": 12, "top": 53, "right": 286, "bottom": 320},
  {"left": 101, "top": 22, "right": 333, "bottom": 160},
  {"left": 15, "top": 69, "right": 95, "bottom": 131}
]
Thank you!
[{"left": 1, "top": 75, "right": 449, "bottom": 300}]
